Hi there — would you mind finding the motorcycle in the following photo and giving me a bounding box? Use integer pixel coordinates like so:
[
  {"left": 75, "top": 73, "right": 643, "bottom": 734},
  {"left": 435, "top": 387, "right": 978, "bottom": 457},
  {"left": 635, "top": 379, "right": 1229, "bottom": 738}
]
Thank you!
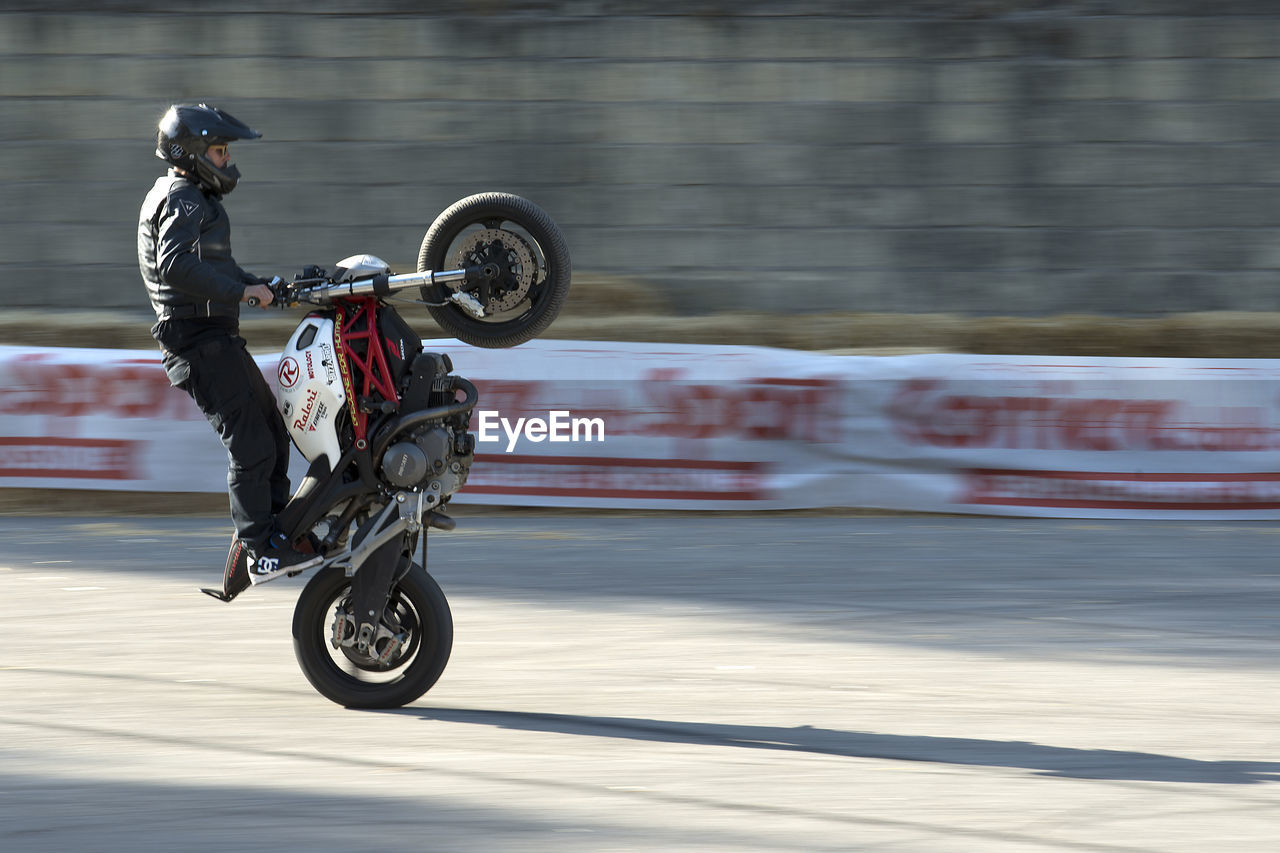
[{"left": 202, "top": 192, "right": 570, "bottom": 709}]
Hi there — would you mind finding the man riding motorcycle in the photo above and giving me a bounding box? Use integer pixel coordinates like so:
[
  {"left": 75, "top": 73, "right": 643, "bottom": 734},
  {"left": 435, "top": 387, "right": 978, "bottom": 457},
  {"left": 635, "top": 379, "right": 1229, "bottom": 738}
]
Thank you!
[{"left": 138, "top": 103, "right": 320, "bottom": 599}]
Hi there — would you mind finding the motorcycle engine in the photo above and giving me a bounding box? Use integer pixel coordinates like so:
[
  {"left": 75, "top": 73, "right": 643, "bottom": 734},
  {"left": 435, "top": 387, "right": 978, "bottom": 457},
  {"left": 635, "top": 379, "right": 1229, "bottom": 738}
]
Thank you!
[
  {"left": 380, "top": 424, "right": 472, "bottom": 500},
  {"left": 377, "top": 350, "right": 476, "bottom": 504}
]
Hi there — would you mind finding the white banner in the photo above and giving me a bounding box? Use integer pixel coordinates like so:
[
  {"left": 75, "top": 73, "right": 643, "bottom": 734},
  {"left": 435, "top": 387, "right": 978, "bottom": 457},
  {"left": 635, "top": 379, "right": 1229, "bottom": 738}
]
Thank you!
[
  {"left": 1, "top": 341, "right": 1277, "bottom": 518},
  {"left": 837, "top": 353, "right": 1280, "bottom": 519}
]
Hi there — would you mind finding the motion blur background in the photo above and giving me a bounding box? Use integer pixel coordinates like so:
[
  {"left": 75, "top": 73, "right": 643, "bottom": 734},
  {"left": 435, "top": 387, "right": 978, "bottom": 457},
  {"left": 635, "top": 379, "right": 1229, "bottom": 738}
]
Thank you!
[{"left": 3, "top": 0, "right": 1280, "bottom": 319}]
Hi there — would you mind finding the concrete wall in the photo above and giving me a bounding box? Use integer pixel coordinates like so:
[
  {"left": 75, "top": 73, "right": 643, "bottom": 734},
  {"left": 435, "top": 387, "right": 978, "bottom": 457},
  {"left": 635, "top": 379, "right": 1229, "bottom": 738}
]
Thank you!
[{"left": 3, "top": 2, "right": 1280, "bottom": 316}]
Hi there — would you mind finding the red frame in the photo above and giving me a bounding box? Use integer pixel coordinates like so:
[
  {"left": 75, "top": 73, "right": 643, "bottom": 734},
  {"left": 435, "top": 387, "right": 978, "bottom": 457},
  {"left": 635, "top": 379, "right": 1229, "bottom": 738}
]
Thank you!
[{"left": 332, "top": 297, "right": 399, "bottom": 443}]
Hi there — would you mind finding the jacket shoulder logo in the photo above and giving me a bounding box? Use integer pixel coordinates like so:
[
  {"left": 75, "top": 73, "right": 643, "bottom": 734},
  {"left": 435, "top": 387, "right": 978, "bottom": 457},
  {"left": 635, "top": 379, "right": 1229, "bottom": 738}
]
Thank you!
[{"left": 179, "top": 200, "right": 199, "bottom": 217}]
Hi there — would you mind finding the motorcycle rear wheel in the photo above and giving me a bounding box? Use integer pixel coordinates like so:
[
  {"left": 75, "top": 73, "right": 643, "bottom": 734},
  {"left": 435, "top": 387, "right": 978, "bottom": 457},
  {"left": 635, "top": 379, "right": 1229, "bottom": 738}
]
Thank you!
[
  {"left": 292, "top": 561, "right": 453, "bottom": 709},
  {"left": 418, "top": 192, "right": 571, "bottom": 348}
]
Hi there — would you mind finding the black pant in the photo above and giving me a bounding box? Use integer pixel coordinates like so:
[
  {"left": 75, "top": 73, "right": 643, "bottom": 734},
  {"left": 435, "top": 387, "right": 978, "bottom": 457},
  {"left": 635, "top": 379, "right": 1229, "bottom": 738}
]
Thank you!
[{"left": 164, "top": 333, "right": 291, "bottom": 548}]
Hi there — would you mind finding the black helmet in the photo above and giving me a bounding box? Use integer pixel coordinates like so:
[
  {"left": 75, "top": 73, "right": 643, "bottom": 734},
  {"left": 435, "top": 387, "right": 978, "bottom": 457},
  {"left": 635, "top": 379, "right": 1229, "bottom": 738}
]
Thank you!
[{"left": 155, "top": 103, "right": 261, "bottom": 196}]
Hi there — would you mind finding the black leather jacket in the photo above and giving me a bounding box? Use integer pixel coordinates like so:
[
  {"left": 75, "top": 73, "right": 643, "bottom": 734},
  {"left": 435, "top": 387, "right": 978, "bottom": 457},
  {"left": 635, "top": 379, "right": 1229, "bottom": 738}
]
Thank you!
[{"left": 138, "top": 170, "right": 258, "bottom": 324}]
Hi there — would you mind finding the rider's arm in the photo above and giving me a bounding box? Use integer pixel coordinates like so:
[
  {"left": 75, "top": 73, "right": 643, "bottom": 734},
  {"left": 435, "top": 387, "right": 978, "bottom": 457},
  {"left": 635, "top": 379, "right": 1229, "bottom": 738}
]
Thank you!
[{"left": 153, "top": 189, "right": 247, "bottom": 304}]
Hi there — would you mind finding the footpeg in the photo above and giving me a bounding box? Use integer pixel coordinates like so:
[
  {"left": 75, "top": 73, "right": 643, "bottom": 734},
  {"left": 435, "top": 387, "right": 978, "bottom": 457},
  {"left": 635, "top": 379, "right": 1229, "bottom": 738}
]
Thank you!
[{"left": 427, "top": 510, "right": 455, "bottom": 531}]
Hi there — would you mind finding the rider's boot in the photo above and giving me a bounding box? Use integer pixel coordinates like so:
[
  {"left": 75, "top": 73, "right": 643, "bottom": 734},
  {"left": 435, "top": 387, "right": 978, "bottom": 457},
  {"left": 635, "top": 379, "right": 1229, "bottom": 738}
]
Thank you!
[
  {"left": 200, "top": 531, "right": 322, "bottom": 602},
  {"left": 245, "top": 531, "right": 323, "bottom": 586},
  {"left": 200, "top": 534, "right": 251, "bottom": 603}
]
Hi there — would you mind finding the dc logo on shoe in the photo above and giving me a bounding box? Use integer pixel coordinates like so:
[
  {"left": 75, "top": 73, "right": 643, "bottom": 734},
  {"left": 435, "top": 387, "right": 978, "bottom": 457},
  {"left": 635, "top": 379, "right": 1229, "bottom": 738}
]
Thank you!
[{"left": 252, "top": 556, "right": 280, "bottom": 575}]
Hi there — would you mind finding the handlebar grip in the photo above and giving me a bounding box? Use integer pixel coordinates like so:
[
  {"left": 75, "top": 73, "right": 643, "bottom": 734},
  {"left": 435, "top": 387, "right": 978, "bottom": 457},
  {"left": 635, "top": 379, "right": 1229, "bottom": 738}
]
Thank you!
[{"left": 247, "top": 276, "right": 290, "bottom": 309}]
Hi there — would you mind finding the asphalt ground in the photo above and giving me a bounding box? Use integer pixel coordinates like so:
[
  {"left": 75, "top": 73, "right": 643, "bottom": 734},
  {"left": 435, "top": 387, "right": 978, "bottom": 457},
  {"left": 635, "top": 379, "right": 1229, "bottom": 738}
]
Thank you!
[{"left": 1, "top": 514, "right": 1279, "bottom": 852}]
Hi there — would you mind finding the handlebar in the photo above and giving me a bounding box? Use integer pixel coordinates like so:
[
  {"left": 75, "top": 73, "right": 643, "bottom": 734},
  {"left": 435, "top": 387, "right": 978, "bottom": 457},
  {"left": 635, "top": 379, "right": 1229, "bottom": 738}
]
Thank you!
[
  {"left": 294, "top": 269, "right": 470, "bottom": 304},
  {"left": 247, "top": 269, "right": 472, "bottom": 309},
  {"left": 245, "top": 275, "right": 293, "bottom": 309}
]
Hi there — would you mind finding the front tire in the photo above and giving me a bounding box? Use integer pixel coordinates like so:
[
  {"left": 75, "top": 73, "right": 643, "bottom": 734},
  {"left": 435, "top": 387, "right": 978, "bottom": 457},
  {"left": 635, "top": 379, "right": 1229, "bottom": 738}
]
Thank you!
[
  {"left": 418, "top": 192, "right": 571, "bottom": 348},
  {"left": 292, "top": 562, "right": 453, "bottom": 709}
]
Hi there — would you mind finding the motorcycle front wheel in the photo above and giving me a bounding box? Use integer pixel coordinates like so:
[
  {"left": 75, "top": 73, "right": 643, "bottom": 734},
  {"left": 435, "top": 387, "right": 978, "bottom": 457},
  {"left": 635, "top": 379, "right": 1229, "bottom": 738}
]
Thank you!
[
  {"left": 418, "top": 192, "right": 571, "bottom": 348},
  {"left": 292, "top": 562, "right": 453, "bottom": 709}
]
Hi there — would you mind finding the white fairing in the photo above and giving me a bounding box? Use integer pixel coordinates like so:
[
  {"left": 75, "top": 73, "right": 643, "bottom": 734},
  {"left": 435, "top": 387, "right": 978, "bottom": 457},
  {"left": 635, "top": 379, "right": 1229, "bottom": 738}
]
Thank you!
[
  {"left": 333, "top": 254, "right": 391, "bottom": 281},
  {"left": 277, "top": 314, "right": 346, "bottom": 470}
]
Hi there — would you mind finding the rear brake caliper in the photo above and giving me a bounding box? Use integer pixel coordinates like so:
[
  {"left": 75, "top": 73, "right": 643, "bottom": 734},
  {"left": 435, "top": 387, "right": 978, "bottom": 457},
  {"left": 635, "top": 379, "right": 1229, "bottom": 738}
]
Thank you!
[
  {"left": 330, "top": 605, "right": 356, "bottom": 650},
  {"left": 374, "top": 628, "right": 409, "bottom": 665},
  {"left": 331, "top": 602, "right": 407, "bottom": 666}
]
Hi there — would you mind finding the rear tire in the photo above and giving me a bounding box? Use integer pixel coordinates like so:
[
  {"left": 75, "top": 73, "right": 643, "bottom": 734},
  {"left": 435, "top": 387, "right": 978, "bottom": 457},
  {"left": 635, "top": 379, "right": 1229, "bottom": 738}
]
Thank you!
[
  {"left": 292, "top": 561, "right": 453, "bottom": 709},
  {"left": 418, "top": 192, "right": 571, "bottom": 348}
]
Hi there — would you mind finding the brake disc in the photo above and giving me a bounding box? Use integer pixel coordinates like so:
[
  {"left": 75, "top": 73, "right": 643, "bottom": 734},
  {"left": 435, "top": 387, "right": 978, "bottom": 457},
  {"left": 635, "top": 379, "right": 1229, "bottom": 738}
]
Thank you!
[{"left": 448, "top": 228, "right": 537, "bottom": 313}]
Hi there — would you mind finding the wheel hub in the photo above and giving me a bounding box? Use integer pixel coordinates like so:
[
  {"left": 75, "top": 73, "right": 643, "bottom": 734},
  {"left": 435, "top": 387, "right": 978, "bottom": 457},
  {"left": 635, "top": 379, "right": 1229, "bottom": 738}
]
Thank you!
[{"left": 449, "top": 228, "right": 537, "bottom": 313}]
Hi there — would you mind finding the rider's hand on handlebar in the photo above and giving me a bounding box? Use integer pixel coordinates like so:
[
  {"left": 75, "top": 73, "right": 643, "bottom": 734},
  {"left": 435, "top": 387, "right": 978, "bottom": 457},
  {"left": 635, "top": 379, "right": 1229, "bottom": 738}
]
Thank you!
[{"left": 243, "top": 283, "right": 275, "bottom": 309}]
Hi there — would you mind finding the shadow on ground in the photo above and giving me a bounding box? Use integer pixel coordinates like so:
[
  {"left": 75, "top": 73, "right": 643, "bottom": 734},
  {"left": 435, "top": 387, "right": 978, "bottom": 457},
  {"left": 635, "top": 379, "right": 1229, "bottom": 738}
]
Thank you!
[{"left": 385, "top": 707, "right": 1280, "bottom": 785}]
